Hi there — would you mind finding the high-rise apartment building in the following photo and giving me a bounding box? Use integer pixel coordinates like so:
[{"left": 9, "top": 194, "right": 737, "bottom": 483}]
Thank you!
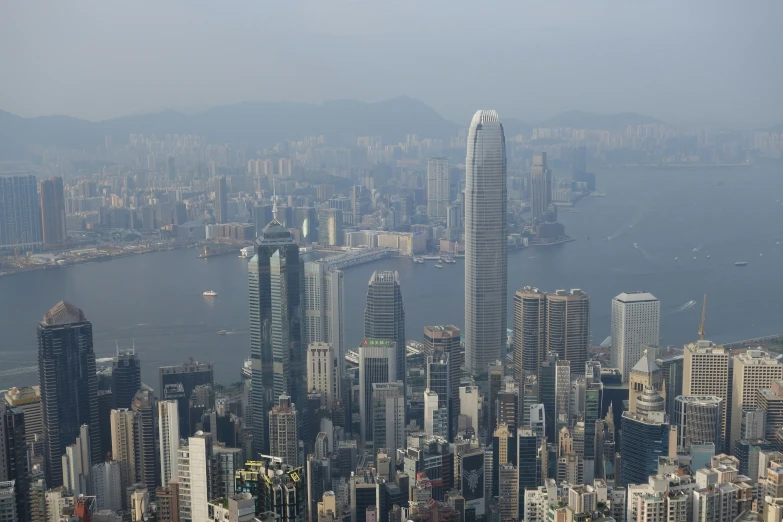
[
  {"left": 179, "top": 433, "right": 213, "bottom": 522},
  {"left": 530, "top": 152, "right": 552, "bottom": 223},
  {"left": 38, "top": 301, "right": 100, "bottom": 488},
  {"left": 371, "top": 382, "right": 405, "bottom": 457},
  {"left": 306, "top": 343, "right": 338, "bottom": 409},
  {"left": 62, "top": 424, "right": 91, "bottom": 498},
  {"left": 92, "top": 461, "right": 123, "bottom": 512},
  {"left": 39, "top": 176, "right": 67, "bottom": 245},
  {"left": 364, "top": 271, "right": 406, "bottom": 400},
  {"left": 427, "top": 157, "right": 450, "bottom": 219},
  {"left": 0, "top": 173, "right": 43, "bottom": 252},
  {"left": 269, "top": 395, "right": 299, "bottom": 468},
  {"left": 215, "top": 176, "right": 228, "bottom": 224},
  {"left": 158, "top": 400, "right": 180, "bottom": 487},
  {"left": 303, "top": 262, "right": 345, "bottom": 364},
  {"left": 610, "top": 292, "right": 660, "bottom": 382},
  {"left": 110, "top": 408, "right": 138, "bottom": 508},
  {"left": 248, "top": 217, "right": 303, "bottom": 455},
  {"left": 731, "top": 350, "right": 783, "bottom": 452},
  {"left": 131, "top": 389, "right": 158, "bottom": 495},
  {"left": 683, "top": 340, "right": 730, "bottom": 450},
  {"left": 358, "top": 339, "right": 397, "bottom": 447},
  {"left": 673, "top": 396, "right": 723, "bottom": 449},
  {"left": 464, "top": 110, "right": 507, "bottom": 375},
  {"left": 112, "top": 349, "right": 141, "bottom": 410}
]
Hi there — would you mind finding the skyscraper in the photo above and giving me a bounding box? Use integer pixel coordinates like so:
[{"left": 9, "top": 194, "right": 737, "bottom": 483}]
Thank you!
[
  {"left": 39, "top": 176, "right": 67, "bottom": 245},
  {"left": 159, "top": 359, "right": 213, "bottom": 438},
  {"left": 546, "top": 289, "right": 590, "bottom": 375},
  {"left": 112, "top": 349, "right": 141, "bottom": 410},
  {"left": 269, "top": 395, "right": 299, "bottom": 467},
  {"left": 364, "top": 271, "right": 405, "bottom": 400},
  {"left": 628, "top": 352, "right": 664, "bottom": 414},
  {"left": 110, "top": 408, "right": 138, "bottom": 508},
  {"left": 371, "top": 382, "right": 405, "bottom": 457},
  {"left": 620, "top": 388, "right": 671, "bottom": 486},
  {"left": 513, "top": 287, "right": 547, "bottom": 385},
  {"left": 730, "top": 350, "right": 783, "bottom": 452},
  {"left": 248, "top": 216, "right": 304, "bottom": 455},
  {"left": 464, "top": 110, "right": 507, "bottom": 376},
  {"left": 215, "top": 175, "right": 228, "bottom": 224},
  {"left": 423, "top": 326, "right": 462, "bottom": 440},
  {"left": 303, "top": 262, "right": 345, "bottom": 364},
  {"left": 610, "top": 292, "right": 660, "bottom": 382},
  {"left": 530, "top": 152, "right": 552, "bottom": 223},
  {"left": 683, "top": 340, "right": 730, "bottom": 450},
  {"left": 62, "top": 424, "right": 91, "bottom": 497},
  {"left": 540, "top": 353, "right": 570, "bottom": 443},
  {"left": 427, "top": 157, "right": 450, "bottom": 219},
  {"left": 358, "top": 339, "right": 397, "bottom": 447},
  {"left": 0, "top": 173, "right": 43, "bottom": 252},
  {"left": 158, "top": 400, "right": 180, "bottom": 487},
  {"left": 673, "top": 395, "right": 723, "bottom": 449},
  {"left": 306, "top": 342, "right": 338, "bottom": 409},
  {"left": 131, "top": 389, "right": 158, "bottom": 495},
  {"left": 0, "top": 403, "right": 29, "bottom": 522},
  {"left": 38, "top": 301, "right": 100, "bottom": 488}
]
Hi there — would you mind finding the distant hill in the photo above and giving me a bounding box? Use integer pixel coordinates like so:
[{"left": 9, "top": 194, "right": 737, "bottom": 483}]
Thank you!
[
  {"left": 538, "top": 110, "right": 664, "bottom": 130},
  {"left": 502, "top": 117, "right": 534, "bottom": 137},
  {"left": 0, "top": 96, "right": 461, "bottom": 159},
  {"left": 765, "top": 124, "right": 783, "bottom": 133}
]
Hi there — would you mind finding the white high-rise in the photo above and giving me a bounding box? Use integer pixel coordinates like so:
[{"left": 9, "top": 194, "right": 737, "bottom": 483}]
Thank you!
[
  {"left": 307, "top": 342, "right": 338, "bottom": 409},
  {"left": 464, "top": 110, "right": 507, "bottom": 375},
  {"left": 110, "top": 409, "right": 138, "bottom": 509},
  {"left": 427, "top": 157, "right": 450, "bottom": 219},
  {"left": 610, "top": 292, "right": 660, "bottom": 382},
  {"left": 304, "top": 262, "right": 345, "bottom": 370},
  {"left": 158, "top": 400, "right": 180, "bottom": 487},
  {"left": 730, "top": 350, "right": 783, "bottom": 452}
]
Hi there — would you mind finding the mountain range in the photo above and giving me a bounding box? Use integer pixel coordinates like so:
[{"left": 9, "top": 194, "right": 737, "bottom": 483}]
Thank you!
[{"left": 0, "top": 98, "right": 667, "bottom": 160}]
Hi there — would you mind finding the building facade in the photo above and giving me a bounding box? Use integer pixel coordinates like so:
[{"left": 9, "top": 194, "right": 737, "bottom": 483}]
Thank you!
[
  {"left": 427, "top": 157, "right": 450, "bottom": 219},
  {"left": 610, "top": 292, "right": 660, "bottom": 382}
]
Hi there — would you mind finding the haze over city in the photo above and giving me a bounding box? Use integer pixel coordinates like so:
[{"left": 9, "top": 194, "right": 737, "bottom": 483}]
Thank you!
[{"left": 2, "top": 1, "right": 782, "bottom": 125}]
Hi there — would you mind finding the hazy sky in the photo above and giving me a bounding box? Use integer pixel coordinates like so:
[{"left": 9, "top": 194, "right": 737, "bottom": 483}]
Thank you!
[{"left": 2, "top": 1, "right": 781, "bottom": 125}]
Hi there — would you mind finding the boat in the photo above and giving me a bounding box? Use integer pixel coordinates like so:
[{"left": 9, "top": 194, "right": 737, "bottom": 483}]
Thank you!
[
  {"left": 203, "top": 290, "right": 218, "bottom": 297},
  {"left": 706, "top": 255, "right": 711, "bottom": 259},
  {"left": 735, "top": 261, "right": 748, "bottom": 266},
  {"left": 633, "top": 243, "right": 638, "bottom": 249},
  {"left": 693, "top": 256, "right": 697, "bottom": 260},
  {"left": 217, "top": 330, "right": 228, "bottom": 335},
  {"left": 443, "top": 256, "right": 456, "bottom": 264},
  {"left": 435, "top": 263, "right": 444, "bottom": 269},
  {"left": 239, "top": 246, "right": 254, "bottom": 258},
  {"left": 674, "top": 257, "right": 679, "bottom": 261},
  {"left": 413, "top": 257, "right": 425, "bottom": 264}
]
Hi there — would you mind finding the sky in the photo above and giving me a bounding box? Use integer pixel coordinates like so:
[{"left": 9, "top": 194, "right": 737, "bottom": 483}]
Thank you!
[{"left": 1, "top": 0, "right": 781, "bottom": 126}]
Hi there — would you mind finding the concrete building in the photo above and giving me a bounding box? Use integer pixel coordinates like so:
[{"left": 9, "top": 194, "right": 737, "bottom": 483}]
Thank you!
[
  {"left": 39, "top": 176, "right": 67, "bottom": 245},
  {"left": 4, "top": 386, "right": 42, "bottom": 447},
  {"left": 306, "top": 343, "right": 338, "bottom": 409},
  {"left": 530, "top": 152, "right": 552, "bottom": 223},
  {"left": 459, "top": 386, "right": 480, "bottom": 433},
  {"left": 673, "top": 396, "right": 723, "bottom": 450},
  {"left": 158, "top": 400, "right": 180, "bottom": 487},
  {"left": 110, "top": 409, "right": 138, "bottom": 508},
  {"left": 0, "top": 173, "right": 43, "bottom": 252},
  {"left": 513, "top": 287, "right": 547, "bottom": 385},
  {"left": 179, "top": 433, "right": 213, "bottom": 522},
  {"left": 731, "top": 350, "right": 783, "bottom": 453},
  {"left": 62, "top": 424, "right": 91, "bottom": 498},
  {"left": 498, "top": 464, "right": 519, "bottom": 520},
  {"left": 364, "top": 271, "right": 406, "bottom": 403},
  {"left": 464, "top": 110, "right": 507, "bottom": 375},
  {"left": 610, "top": 292, "right": 660, "bottom": 382},
  {"left": 92, "top": 461, "right": 123, "bottom": 513},
  {"left": 683, "top": 341, "right": 730, "bottom": 450},
  {"left": 269, "top": 395, "right": 299, "bottom": 467},
  {"left": 371, "top": 382, "right": 405, "bottom": 457},
  {"left": 303, "top": 262, "right": 345, "bottom": 365},
  {"left": 358, "top": 339, "right": 397, "bottom": 447},
  {"left": 759, "top": 380, "right": 783, "bottom": 442},
  {"left": 628, "top": 352, "right": 664, "bottom": 414},
  {"left": 546, "top": 289, "right": 590, "bottom": 375},
  {"left": 427, "top": 157, "right": 450, "bottom": 219}
]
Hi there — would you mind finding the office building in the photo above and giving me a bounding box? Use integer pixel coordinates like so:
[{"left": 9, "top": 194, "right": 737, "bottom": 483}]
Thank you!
[
  {"left": 546, "top": 289, "right": 590, "bottom": 375},
  {"left": 131, "top": 389, "right": 158, "bottom": 494},
  {"left": 498, "top": 464, "right": 519, "bottom": 520},
  {"left": 159, "top": 359, "right": 214, "bottom": 438},
  {"left": 318, "top": 208, "right": 343, "bottom": 247},
  {"left": 540, "top": 353, "right": 571, "bottom": 442},
  {"left": 39, "top": 176, "right": 67, "bottom": 245},
  {"left": 92, "top": 461, "right": 123, "bottom": 512},
  {"left": 179, "top": 432, "right": 213, "bottom": 522},
  {"left": 158, "top": 399, "right": 180, "bottom": 488},
  {"left": 518, "top": 427, "right": 540, "bottom": 516},
  {"left": 513, "top": 287, "right": 547, "bottom": 384},
  {"left": 759, "top": 380, "right": 783, "bottom": 442},
  {"left": 610, "top": 292, "right": 660, "bottom": 382},
  {"left": 4, "top": 386, "right": 42, "bottom": 447},
  {"left": 112, "top": 349, "right": 141, "bottom": 410},
  {"left": 358, "top": 339, "right": 397, "bottom": 446},
  {"left": 215, "top": 176, "right": 228, "bottom": 224},
  {"left": 423, "top": 326, "right": 462, "bottom": 439},
  {"left": 156, "top": 483, "right": 179, "bottom": 522},
  {"left": 620, "top": 389, "right": 671, "bottom": 486},
  {"left": 628, "top": 351, "right": 664, "bottom": 414},
  {"left": 306, "top": 342, "right": 338, "bottom": 409},
  {"left": 248, "top": 215, "right": 304, "bottom": 455},
  {"left": 427, "top": 157, "right": 450, "bottom": 219},
  {"left": 234, "top": 460, "right": 305, "bottom": 521},
  {"left": 0, "top": 173, "right": 43, "bottom": 252},
  {"left": 110, "top": 408, "right": 138, "bottom": 508},
  {"left": 0, "top": 403, "right": 28, "bottom": 522},
  {"left": 364, "top": 271, "right": 406, "bottom": 401},
  {"left": 304, "top": 263, "right": 345, "bottom": 366},
  {"left": 38, "top": 301, "right": 100, "bottom": 488},
  {"left": 731, "top": 350, "right": 783, "bottom": 452},
  {"left": 683, "top": 341, "right": 730, "bottom": 450},
  {"left": 269, "top": 395, "right": 299, "bottom": 467},
  {"left": 530, "top": 152, "right": 551, "bottom": 223},
  {"left": 459, "top": 386, "right": 480, "bottom": 433},
  {"left": 464, "top": 110, "right": 507, "bottom": 375},
  {"left": 371, "top": 382, "right": 405, "bottom": 456},
  {"left": 657, "top": 354, "right": 684, "bottom": 418},
  {"left": 62, "top": 424, "right": 91, "bottom": 498},
  {"left": 673, "top": 396, "right": 723, "bottom": 449},
  {"left": 460, "top": 448, "right": 486, "bottom": 517}
]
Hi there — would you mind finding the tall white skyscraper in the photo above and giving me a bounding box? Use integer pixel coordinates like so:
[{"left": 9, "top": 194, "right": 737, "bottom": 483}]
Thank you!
[
  {"left": 358, "top": 339, "right": 397, "bottom": 447},
  {"left": 303, "top": 262, "right": 345, "bottom": 365},
  {"left": 427, "top": 157, "right": 450, "bottom": 219},
  {"left": 610, "top": 292, "right": 660, "bottom": 382},
  {"left": 158, "top": 400, "right": 180, "bottom": 487},
  {"left": 464, "top": 110, "right": 507, "bottom": 375},
  {"left": 179, "top": 432, "right": 213, "bottom": 522},
  {"left": 307, "top": 342, "right": 338, "bottom": 409},
  {"left": 91, "top": 461, "right": 123, "bottom": 512},
  {"left": 730, "top": 350, "right": 783, "bottom": 452},
  {"left": 269, "top": 395, "right": 300, "bottom": 467},
  {"left": 683, "top": 340, "right": 729, "bottom": 449}
]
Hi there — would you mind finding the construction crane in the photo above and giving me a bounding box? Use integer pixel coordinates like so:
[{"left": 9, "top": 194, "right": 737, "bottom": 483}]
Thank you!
[{"left": 698, "top": 294, "right": 707, "bottom": 340}]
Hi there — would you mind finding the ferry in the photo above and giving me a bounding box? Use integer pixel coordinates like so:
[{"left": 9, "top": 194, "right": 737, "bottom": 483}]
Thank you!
[
  {"left": 443, "top": 256, "right": 456, "bottom": 264},
  {"left": 217, "top": 330, "right": 228, "bottom": 335},
  {"left": 239, "top": 246, "right": 254, "bottom": 258},
  {"left": 435, "top": 263, "right": 444, "bottom": 269},
  {"left": 735, "top": 261, "right": 748, "bottom": 266},
  {"left": 413, "top": 257, "right": 425, "bottom": 264},
  {"left": 203, "top": 290, "right": 218, "bottom": 297}
]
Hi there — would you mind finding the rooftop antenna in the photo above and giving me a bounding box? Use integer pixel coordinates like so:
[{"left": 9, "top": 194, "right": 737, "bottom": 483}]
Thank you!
[
  {"left": 116, "top": 339, "right": 119, "bottom": 356},
  {"left": 698, "top": 294, "right": 707, "bottom": 341}
]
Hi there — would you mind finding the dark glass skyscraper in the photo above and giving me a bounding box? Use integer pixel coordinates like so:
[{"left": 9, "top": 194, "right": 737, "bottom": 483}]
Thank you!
[
  {"left": 112, "top": 349, "right": 141, "bottom": 410},
  {"left": 158, "top": 358, "right": 213, "bottom": 437},
  {"left": 39, "top": 176, "right": 67, "bottom": 245},
  {"left": 215, "top": 175, "right": 228, "bottom": 224},
  {"left": 1, "top": 403, "right": 29, "bottom": 522},
  {"left": 364, "top": 271, "right": 406, "bottom": 400},
  {"left": 0, "top": 173, "right": 43, "bottom": 252},
  {"left": 37, "top": 301, "right": 100, "bottom": 488},
  {"left": 131, "top": 389, "right": 158, "bottom": 495},
  {"left": 620, "top": 388, "right": 670, "bottom": 486},
  {"left": 248, "top": 217, "right": 304, "bottom": 454}
]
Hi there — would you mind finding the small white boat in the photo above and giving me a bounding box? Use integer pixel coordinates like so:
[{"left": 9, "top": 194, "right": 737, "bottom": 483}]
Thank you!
[
  {"left": 706, "top": 255, "right": 711, "bottom": 259},
  {"left": 633, "top": 243, "right": 638, "bottom": 248},
  {"left": 217, "top": 330, "right": 228, "bottom": 335},
  {"left": 735, "top": 261, "right": 748, "bottom": 266},
  {"left": 674, "top": 257, "right": 679, "bottom": 261},
  {"left": 203, "top": 290, "right": 218, "bottom": 297},
  {"left": 435, "top": 263, "right": 444, "bottom": 269}
]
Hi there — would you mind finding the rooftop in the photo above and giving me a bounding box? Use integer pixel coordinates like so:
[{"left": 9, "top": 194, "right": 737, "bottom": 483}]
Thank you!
[
  {"left": 614, "top": 291, "right": 658, "bottom": 303},
  {"left": 42, "top": 301, "right": 86, "bottom": 325}
]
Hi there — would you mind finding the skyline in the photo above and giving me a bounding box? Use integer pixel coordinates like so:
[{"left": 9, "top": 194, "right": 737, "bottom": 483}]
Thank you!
[{"left": 1, "top": 2, "right": 782, "bottom": 125}]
